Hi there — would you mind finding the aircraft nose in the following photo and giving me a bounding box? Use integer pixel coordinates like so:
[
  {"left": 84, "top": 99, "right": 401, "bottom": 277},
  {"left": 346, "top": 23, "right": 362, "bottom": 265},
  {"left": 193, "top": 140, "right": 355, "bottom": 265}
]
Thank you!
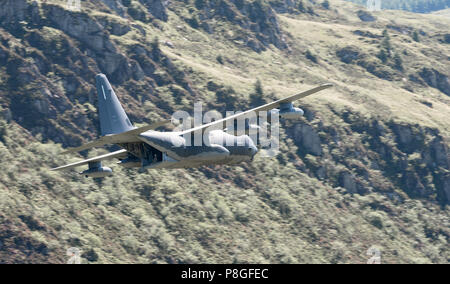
[{"left": 246, "top": 137, "right": 258, "bottom": 157}]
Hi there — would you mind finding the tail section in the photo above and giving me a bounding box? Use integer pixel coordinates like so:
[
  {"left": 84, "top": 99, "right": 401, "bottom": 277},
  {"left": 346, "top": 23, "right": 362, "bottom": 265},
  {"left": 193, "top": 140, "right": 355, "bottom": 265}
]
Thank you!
[{"left": 96, "top": 74, "right": 135, "bottom": 136}]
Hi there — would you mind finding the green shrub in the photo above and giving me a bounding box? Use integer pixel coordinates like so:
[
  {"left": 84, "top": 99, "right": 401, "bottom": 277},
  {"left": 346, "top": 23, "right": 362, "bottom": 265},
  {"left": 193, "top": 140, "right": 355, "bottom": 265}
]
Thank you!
[
  {"left": 306, "top": 50, "right": 318, "bottom": 63},
  {"left": 216, "top": 55, "right": 224, "bottom": 65},
  {"left": 367, "top": 212, "right": 385, "bottom": 229},
  {"left": 412, "top": 30, "right": 420, "bottom": 42}
]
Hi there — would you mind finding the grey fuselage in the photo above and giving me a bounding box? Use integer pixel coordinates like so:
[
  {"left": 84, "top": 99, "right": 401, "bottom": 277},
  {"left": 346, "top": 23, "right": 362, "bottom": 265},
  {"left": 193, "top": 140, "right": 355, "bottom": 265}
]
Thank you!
[
  {"left": 52, "top": 74, "right": 332, "bottom": 176},
  {"left": 119, "top": 130, "right": 258, "bottom": 169}
]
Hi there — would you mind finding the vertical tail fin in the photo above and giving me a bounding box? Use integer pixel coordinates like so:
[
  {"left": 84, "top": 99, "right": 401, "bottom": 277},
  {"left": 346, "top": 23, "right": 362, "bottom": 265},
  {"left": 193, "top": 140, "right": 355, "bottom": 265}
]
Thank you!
[{"left": 95, "top": 74, "right": 135, "bottom": 136}]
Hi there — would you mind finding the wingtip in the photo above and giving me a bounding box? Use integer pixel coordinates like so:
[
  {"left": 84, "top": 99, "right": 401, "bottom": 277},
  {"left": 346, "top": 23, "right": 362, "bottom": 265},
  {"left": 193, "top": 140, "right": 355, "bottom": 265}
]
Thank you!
[{"left": 321, "top": 83, "right": 334, "bottom": 88}]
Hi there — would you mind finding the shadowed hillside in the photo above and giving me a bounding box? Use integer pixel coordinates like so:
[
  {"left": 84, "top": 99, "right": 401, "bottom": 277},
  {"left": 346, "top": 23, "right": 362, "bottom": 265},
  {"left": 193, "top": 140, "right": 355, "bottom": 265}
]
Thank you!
[{"left": 0, "top": 0, "right": 448, "bottom": 263}]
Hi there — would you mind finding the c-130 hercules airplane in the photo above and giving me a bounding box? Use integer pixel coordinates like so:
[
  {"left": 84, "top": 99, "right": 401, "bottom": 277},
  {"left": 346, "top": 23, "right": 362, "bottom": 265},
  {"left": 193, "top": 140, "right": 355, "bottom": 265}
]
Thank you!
[{"left": 51, "top": 74, "right": 332, "bottom": 178}]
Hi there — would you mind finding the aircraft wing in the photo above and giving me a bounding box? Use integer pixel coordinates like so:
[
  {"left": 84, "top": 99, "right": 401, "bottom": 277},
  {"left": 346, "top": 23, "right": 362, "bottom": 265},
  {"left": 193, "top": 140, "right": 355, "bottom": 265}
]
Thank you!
[
  {"left": 180, "top": 83, "right": 332, "bottom": 135},
  {"left": 51, "top": 149, "right": 128, "bottom": 171},
  {"left": 61, "top": 119, "right": 171, "bottom": 154}
]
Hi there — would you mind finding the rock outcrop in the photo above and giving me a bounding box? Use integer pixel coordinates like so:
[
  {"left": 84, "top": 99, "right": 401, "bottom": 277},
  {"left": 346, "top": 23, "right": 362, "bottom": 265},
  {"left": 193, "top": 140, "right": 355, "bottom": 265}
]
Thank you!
[
  {"left": 357, "top": 10, "right": 376, "bottom": 22},
  {"left": 139, "top": 0, "right": 168, "bottom": 21},
  {"left": 192, "top": 0, "right": 287, "bottom": 52},
  {"left": 99, "top": 0, "right": 127, "bottom": 17},
  {"left": 293, "top": 123, "right": 322, "bottom": 156},
  {"left": 0, "top": 0, "right": 196, "bottom": 145},
  {"left": 419, "top": 68, "right": 450, "bottom": 96},
  {"left": 288, "top": 111, "right": 450, "bottom": 205}
]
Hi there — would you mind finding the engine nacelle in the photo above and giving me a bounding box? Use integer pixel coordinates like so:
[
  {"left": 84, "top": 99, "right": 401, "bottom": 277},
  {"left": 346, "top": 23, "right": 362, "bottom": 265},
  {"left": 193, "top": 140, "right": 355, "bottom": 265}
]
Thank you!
[
  {"left": 189, "top": 143, "right": 230, "bottom": 161},
  {"left": 280, "top": 107, "right": 304, "bottom": 119},
  {"left": 269, "top": 102, "right": 304, "bottom": 120},
  {"left": 80, "top": 161, "right": 113, "bottom": 178}
]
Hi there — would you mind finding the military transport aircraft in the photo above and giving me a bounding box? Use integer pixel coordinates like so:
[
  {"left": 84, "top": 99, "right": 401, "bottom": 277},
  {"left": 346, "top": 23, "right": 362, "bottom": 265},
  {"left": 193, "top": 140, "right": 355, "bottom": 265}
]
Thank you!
[{"left": 51, "top": 74, "right": 332, "bottom": 177}]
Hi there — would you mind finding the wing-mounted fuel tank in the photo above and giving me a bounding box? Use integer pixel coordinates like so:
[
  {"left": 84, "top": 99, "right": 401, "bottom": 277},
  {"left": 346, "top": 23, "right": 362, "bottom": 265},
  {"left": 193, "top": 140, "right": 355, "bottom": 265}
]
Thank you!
[
  {"left": 269, "top": 102, "right": 304, "bottom": 120},
  {"left": 80, "top": 161, "right": 113, "bottom": 178}
]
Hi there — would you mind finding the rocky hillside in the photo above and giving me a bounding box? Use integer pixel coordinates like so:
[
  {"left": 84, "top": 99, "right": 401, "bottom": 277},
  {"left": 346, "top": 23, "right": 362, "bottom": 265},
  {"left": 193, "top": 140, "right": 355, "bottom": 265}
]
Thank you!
[{"left": 0, "top": 0, "right": 449, "bottom": 263}]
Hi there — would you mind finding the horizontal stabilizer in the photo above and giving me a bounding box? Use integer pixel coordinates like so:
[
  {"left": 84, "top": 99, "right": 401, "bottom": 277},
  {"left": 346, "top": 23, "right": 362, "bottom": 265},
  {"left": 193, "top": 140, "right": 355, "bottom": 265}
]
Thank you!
[
  {"left": 61, "top": 120, "right": 171, "bottom": 154},
  {"left": 51, "top": 149, "right": 128, "bottom": 171}
]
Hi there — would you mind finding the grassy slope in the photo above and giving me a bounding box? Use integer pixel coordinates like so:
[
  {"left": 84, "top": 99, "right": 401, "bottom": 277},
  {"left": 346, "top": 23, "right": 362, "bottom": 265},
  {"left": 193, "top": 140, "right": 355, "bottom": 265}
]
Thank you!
[
  {"left": 147, "top": 1, "right": 450, "bottom": 134},
  {"left": 432, "top": 8, "right": 450, "bottom": 17},
  {"left": 105, "top": 0, "right": 450, "bottom": 133},
  {"left": 0, "top": 0, "right": 449, "bottom": 263},
  {"left": 1, "top": 121, "right": 448, "bottom": 263}
]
